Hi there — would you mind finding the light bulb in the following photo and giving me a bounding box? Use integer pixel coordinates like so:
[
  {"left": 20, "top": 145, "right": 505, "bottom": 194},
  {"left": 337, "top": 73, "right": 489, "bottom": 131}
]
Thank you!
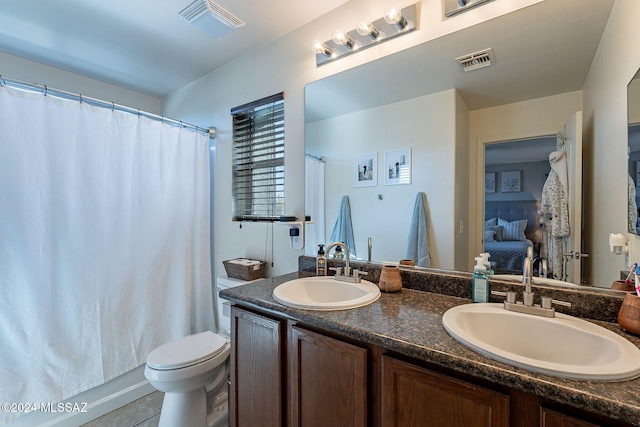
[
  {"left": 356, "top": 19, "right": 381, "bottom": 40},
  {"left": 310, "top": 40, "right": 333, "bottom": 57},
  {"left": 332, "top": 29, "right": 356, "bottom": 50},
  {"left": 384, "top": 5, "right": 408, "bottom": 30}
]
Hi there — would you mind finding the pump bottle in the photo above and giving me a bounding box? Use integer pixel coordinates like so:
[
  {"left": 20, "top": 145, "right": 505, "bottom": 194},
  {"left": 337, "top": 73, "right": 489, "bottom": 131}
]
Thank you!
[
  {"left": 472, "top": 257, "right": 489, "bottom": 303},
  {"left": 480, "top": 252, "right": 494, "bottom": 276},
  {"left": 316, "top": 244, "right": 326, "bottom": 276}
]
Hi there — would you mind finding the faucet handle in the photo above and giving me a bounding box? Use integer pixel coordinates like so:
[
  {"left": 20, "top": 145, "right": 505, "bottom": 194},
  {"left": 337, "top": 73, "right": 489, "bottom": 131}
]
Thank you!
[
  {"left": 353, "top": 269, "right": 367, "bottom": 279},
  {"left": 329, "top": 266, "right": 343, "bottom": 276},
  {"left": 491, "top": 290, "right": 516, "bottom": 303},
  {"left": 540, "top": 296, "right": 572, "bottom": 310}
]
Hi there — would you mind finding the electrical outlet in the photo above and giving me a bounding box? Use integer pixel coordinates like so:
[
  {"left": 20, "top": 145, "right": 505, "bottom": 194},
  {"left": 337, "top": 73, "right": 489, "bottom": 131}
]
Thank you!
[{"left": 459, "top": 221, "right": 464, "bottom": 234}]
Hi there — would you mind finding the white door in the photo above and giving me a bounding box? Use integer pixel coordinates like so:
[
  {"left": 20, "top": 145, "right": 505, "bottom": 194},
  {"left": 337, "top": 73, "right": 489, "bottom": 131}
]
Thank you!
[{"left": 563, "top": 111, "right": 583, "bottom": 284}]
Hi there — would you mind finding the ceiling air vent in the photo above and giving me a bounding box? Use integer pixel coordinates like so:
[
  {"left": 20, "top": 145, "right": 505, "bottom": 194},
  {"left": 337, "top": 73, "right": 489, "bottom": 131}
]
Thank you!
[
  {"left": 179, "top": 0, "right": 245, "bottom": 39},
  {"left": 455, "top": 48, "right": 495, "bottom": 72}
]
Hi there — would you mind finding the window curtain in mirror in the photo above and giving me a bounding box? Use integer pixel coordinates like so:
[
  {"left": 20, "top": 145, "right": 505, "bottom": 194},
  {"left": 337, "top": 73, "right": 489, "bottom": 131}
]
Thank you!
[
  {"left": 304, "top": 155, "right": 325, "bottom": 256},
  {"left": 0, "top": 86, "right": 213, "bottom": 424}
]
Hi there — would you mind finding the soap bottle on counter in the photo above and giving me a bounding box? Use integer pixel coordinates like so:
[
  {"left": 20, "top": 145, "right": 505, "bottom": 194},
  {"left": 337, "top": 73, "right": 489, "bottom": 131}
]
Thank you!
[
  {"left": 316, "top": 244, "right": 326, "bottom": 276},
  {"left": 480, "top": 252, "right": 494, "bottom": 276},
  {"left": 472, "top": 257, "right": 489, "bottom": 303}
]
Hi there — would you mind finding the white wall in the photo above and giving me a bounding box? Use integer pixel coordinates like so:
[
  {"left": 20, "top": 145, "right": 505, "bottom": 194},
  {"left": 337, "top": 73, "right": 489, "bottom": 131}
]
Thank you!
[
  {"left": 468, "top": 91, "right": 583, "bottom": 269},
  {"left": 306, "top": 89, "right": 460, "bottom": 268},
  {"left": 454, "top": 91, "right": 470, "bottom": 271},
  {"left": 582, "top": 0, "right": 640, "bottom": 287},
  {"left": 163, "top": 0, "right": 538, "bottom": 278},
  {"left": 0, "top": 52, "right": 161, "bottom": 113}
]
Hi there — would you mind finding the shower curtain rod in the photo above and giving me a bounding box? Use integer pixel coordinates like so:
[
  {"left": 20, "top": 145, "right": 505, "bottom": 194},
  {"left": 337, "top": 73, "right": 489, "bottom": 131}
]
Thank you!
[
  {"left": 0, "top": 75, "right": 214, "bottom": 138},
  {"left": 305, "top": 153, "right": 325, "bottom": 163}
]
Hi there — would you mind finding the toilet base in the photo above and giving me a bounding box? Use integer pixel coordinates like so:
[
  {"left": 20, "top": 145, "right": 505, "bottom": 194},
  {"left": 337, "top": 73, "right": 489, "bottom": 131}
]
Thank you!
[{"left": 158, "top": 388, "right": 207, "bottom": 427}]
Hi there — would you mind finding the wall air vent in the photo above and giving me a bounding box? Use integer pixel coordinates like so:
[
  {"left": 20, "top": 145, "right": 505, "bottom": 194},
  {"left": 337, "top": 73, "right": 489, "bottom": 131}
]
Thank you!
[
  {"left": 179, "top": 0, "right": 245, "bottom": 39},
  {"left": 455, "top": 48, "right": 496, "bottom": 72}
]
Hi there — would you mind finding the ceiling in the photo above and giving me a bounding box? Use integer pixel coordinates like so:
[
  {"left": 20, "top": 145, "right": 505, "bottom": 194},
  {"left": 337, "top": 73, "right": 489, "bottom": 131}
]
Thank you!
[
  {"left": 0, "top": 0, "right": 348, "bottom": 98},
  {"left": 0, "top": 0, "right": 615, "bottom": 113},
  {"left": 485, "top": 137, "right": 557, "bottom": 165},
  {"left": 306, "top": 0, "right": 615, "bottom": 122}
]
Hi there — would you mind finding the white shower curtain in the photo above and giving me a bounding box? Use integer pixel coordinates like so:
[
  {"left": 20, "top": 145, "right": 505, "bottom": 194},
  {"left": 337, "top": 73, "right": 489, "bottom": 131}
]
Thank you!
[
  {"left": 0, "top": 86, "right": 213, "bottom": 423},
  {"left": 305, "top": 155, "right": 325, "bottom": 256}
]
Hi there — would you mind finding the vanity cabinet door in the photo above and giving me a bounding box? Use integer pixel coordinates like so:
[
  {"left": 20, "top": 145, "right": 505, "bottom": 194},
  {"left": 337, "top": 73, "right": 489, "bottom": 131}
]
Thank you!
[
  {"left": 230, "top": 306, "right": 284, "bottom": 427},
  {"left": 289, "top": 326, "right": 368, "bottom": 427},
  {"left": 540, "top": 407, "right": 602, "bottom": 427},
  {"left": 381, "top": 356, "right": 509, "bottom": 427}
]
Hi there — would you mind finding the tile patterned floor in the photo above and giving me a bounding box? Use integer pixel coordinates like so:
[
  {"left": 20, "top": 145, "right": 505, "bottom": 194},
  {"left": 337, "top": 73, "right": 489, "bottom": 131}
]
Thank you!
[{"left": 81, "top": 392, "right": 163, "bottom": 427}]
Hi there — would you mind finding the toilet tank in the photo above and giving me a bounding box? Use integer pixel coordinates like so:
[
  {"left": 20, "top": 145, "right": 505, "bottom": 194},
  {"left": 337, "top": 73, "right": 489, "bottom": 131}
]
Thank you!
[{"left": 216, "top": 276, "right": 261, "bottom": 336}]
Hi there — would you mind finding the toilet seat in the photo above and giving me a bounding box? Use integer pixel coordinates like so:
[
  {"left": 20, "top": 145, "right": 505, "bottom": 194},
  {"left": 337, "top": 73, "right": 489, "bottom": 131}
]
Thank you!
[{"left": 147, "top": 331, "right": 228, "bottom": 370}]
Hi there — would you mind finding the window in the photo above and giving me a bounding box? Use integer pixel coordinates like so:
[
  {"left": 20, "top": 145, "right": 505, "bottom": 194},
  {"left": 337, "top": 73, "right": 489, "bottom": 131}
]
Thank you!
[{"left": 231, "top": 93, "right": 285, "bottom": 221}]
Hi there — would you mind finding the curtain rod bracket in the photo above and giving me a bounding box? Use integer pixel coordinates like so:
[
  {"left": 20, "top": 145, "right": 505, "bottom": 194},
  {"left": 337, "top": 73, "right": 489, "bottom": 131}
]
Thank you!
[{"left": 208, "top": 127, "right": 217, "bottom": 139}]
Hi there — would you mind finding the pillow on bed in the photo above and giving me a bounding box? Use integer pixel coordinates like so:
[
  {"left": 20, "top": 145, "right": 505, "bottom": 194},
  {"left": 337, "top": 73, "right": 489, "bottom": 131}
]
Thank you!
[
  {"left": 498, "top": 218, "right": 527, "bottom": 241},
  {"left": 485, "top": 225, "right": 504, "bottom": 241},
  {"left": 484, "top": 230, "right": 495, "bottom": 242},
  {"left": 485, "top": 217, "right": 497, "bottom": 227}
]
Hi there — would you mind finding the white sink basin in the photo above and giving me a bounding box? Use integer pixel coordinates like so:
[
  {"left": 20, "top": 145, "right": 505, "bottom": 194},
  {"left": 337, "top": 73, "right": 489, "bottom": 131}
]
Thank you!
[
  {"left": 442, "top": 303, "right": 640, "bottom": 381},
  {"left": 272, "top": 276, "right": 381, "bottom": 310}
]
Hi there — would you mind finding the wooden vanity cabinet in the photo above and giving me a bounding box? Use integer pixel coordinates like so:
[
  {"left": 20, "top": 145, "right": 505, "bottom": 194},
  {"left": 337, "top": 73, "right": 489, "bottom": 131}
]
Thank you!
[
  {"left": 230, "top": 304, "right": 634, "bottom": 427},
  {"left": 230, "top": 307, "right": 368, "bottom": 427}
]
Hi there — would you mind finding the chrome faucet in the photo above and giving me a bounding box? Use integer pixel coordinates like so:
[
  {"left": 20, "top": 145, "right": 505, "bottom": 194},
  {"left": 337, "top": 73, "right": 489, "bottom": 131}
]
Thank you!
[
  {"left": 522, "top": 256, "right": 534, "bottom": 306},
  {"left": 326, "top": 241, "right": 367, "bottom": 283},
  {"left": 491, "top": 254, "right": 571, "bottom": 318}
]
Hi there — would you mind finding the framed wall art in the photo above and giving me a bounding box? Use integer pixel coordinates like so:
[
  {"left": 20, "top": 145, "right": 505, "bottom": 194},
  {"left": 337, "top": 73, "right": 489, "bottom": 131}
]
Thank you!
[
  {"left": 384, "top": 148, "right": 411, "bottom": 186},
  {"left": 485, "top": 172, "right": 496, "bottom": 193},
  {"left": 501, "top": 170, "right": 521, "bottom": 192},
  {"left": 354, "top": 152, "right": 377, "bottom": 187}
]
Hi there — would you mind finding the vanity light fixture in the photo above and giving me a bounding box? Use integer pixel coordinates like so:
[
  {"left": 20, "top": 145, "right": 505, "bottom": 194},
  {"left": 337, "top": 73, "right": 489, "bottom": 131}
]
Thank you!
[
  {"left": 310, "top": 40, "right": 334, "bottom": 58},
  {"left": 311, "top": 3, "right": 417, "bottom": 67},
  {"left": 332, "top": 29, "right": 356, "bottom": 51}
]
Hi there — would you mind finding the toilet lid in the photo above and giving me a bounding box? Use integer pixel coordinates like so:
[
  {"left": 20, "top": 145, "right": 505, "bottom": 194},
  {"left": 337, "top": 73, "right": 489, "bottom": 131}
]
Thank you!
[{"left": 146, "top": 331, "right": 228, "bottom": 370}]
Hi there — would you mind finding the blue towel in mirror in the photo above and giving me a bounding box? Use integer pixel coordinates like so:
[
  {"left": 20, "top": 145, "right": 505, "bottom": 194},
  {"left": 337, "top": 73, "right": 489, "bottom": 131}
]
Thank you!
[
  {"left": 407, "top": 192, "right": 431, "bottom": 267},
  {"left": 330, "top": 195, "right": 356, "bottom": 256}
]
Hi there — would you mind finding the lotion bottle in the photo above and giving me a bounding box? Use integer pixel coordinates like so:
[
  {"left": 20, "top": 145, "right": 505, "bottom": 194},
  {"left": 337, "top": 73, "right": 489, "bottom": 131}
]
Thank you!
[
  {"left": 316, "top": 244, "right": 326, "bottom": 276},
  {"left": 472, "top": 257, "right": 489, "bottom": 303}
]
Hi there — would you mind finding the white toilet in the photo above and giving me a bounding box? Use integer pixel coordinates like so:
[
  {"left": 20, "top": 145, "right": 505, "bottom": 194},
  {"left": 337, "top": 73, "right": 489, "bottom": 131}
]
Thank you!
[{"left": 144, "top": 331, "right": 231, "bottom": 427}]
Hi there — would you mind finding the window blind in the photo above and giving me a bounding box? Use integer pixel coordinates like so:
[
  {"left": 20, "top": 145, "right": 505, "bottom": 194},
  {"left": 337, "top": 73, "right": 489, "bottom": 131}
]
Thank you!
[{"left": 231, "top": 92, "right": 285, "bottom": 221}]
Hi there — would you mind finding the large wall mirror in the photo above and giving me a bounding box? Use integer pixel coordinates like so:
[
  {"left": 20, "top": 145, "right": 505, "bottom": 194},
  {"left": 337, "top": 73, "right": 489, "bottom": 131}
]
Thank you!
[
  {"left": 628, "top": 69, "right": 640, "bottom": 234},
  {"left": 304, "top": 0, "right": 617, "bottom": 289}
]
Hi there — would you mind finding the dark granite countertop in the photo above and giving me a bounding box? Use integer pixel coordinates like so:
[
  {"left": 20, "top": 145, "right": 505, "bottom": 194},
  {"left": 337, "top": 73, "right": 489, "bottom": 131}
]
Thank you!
[{"left": 220, "top": 272, "right": 640, "bottom": 426}]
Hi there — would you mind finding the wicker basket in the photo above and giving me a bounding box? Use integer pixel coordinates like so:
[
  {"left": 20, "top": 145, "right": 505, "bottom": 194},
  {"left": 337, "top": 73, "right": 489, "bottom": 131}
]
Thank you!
[{"left": 223, "top": 259, "right": 267, "bottom": 281}]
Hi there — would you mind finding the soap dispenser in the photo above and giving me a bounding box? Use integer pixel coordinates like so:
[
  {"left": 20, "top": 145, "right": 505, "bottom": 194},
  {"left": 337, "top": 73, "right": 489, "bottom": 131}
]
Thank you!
[
  {"left": 472, "top": 257, "right": 489, "bottom": 303},
  {"left": 316, "top": 244, "right": 326, "bottom": 276},
  {"left": 333, "top": 245, "right": 344, "bottom": 260},
  {"left": 480, "top": 252, "right": 494, "bottom": 276}
]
